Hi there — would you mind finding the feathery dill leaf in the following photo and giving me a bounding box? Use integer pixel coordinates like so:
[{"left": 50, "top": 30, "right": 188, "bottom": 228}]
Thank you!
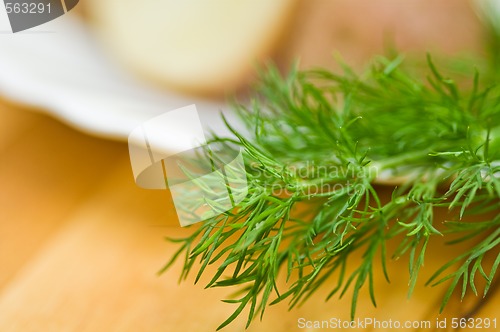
[{"left": 162, "top": 55, "right": 500, "bottom": 330}]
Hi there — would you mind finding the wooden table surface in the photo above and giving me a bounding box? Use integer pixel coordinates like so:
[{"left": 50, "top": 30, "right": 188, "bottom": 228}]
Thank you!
[
  {"left": 0, "top": 1, "right": 498, "bottom": 331},
  {"left": 0, "top": 97, "right": 498, "bottom": 332}
]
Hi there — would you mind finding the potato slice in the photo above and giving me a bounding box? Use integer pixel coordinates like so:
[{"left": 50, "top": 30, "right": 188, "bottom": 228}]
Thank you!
[{"left": 86, "top": 0, "right": 296, "bottom": 95}]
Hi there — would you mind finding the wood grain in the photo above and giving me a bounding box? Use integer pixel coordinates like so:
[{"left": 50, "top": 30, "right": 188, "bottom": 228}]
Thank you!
[{"left": 0, "top": 99, "right": 498, "bottom": 332}]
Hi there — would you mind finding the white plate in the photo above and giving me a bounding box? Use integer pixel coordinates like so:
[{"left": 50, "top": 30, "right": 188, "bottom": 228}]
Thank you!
[
  {"left": 1, "top": 2, "right": 495, "bottom": 143},
  {"left": 0, "top": 11, "right": 239, "bottom": 143}
]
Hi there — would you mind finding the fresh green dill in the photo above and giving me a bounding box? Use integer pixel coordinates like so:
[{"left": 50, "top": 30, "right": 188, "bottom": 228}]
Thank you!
[{"left": 161, "top": 54, "right": 500, "bottom": 330}]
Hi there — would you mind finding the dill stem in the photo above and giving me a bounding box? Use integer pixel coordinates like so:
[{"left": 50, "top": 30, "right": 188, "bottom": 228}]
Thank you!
[{"left": 372, "top": 150, "right": 432, "bottom": 171}]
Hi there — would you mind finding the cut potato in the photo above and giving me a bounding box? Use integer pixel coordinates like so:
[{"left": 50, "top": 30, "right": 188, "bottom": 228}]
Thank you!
[{"left": 85, "top": 0, "right": 296, "bottom": 95}]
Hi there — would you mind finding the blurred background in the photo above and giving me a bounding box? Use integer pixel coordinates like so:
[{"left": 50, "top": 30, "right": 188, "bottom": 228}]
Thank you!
[{"left": 0, "top": 0, "right": 498, "bottom": 331}]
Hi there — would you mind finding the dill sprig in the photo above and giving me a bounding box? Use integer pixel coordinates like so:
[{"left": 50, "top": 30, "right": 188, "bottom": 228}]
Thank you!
[{"left": 161, "top": 55, "right": 500, "bottom": 330}]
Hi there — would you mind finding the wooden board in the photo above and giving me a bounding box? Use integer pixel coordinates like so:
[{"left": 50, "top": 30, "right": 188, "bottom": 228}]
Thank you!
[{"left": 0, "top": 99, "right": 498, "bottom": 332}]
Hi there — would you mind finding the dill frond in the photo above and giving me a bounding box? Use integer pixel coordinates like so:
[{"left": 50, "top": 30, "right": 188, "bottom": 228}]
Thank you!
[{"left": 162, "top": 55, "right": 500, "bottom": 330}]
